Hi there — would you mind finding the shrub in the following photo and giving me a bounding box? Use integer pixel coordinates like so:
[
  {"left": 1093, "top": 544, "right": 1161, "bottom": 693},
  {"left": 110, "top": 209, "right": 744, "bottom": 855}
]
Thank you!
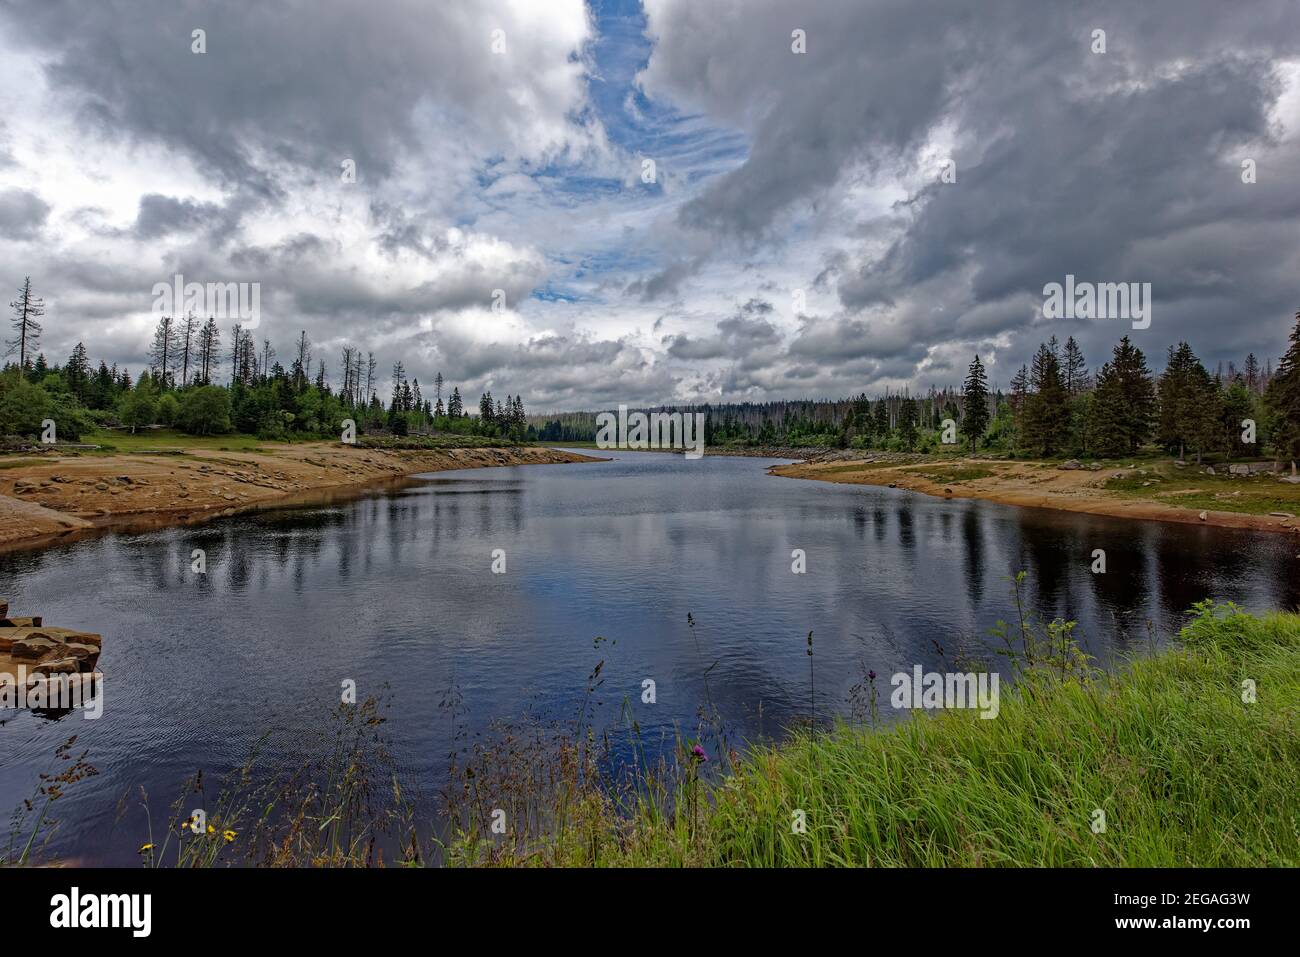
[{"left": 177, "top": 386, "right": 232, "bottom": 435}]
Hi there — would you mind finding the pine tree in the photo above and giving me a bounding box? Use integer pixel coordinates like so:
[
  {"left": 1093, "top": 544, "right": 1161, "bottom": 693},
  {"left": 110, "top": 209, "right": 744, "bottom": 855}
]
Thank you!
[
  {"left": 1063, "top": 336, "right": 1089, "bottom": 394},
  {"left": 1088, "top": 361, "right": 1130, "bottom": 456},
  {"left": 150, "top": 315, "right": 178, "bottom": 387},
  {"left": 1022, "top": 343, "right": 1069, "bottom": 456},
  {"left": 448, "top": 387, "right": 463, "bottom": 418},
  {"left": 1009, "top": 364, "right": 1029, "bottom": 456},
  {"left": 960, "top": 354, "right": 990, "bottom": 452},
  {"left": 1221, "top": 379, "right": 1254, "bottom": 457},
  {"left": 65, "top": 342, "right": 91, "bottom": 402},
  {"left": 1244, "top": 353, "right": 1260, "bottom": 394},
  {"left": 1112, "top": 336, "right": 1156, "bottom": 453},
  {"left": 898, "top": 396, "right": 918, "bottom": 450},
  {"left": 872, "top": 399, "right": 890, "bottom": 438},
  {"left": 1158, "top": 342, "right": 1218, "bottom": 462},
  {"left": 1265, "top": 310, "right": 1300, "bottom": 474},
  {"left": 178, "top": 312, "right": 198, "bottom": 386},
  {"left": 7, "top": 277, "right": 44, "bottom": 376}
]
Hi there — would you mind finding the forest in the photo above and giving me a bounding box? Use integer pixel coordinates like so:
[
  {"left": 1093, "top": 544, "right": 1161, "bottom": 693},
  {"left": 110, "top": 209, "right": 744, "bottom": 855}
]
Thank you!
[{"left": 5, "top": 275, "right": 1300, "bottom": 468}]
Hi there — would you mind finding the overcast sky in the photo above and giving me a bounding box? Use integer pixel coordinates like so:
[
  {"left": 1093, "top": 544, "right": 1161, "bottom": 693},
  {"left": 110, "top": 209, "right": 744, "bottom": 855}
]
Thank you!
[{"left": 1, "top": 0, "right": 1298, "bottom": 411}]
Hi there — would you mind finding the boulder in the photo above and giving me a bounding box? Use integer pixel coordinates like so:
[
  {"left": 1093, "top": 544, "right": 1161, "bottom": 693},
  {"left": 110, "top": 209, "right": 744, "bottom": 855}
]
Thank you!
[
  {"left": 1199, "top": 511, "right": 1208, "bottom": 521},
  {"left": 1228, "top": 464, "right": 1250, "bottom": 476},
  {"left": 0, "top": 616, "right": 42, "bottom": 628},
  {"left": 9, "top": 635, "right": 58, "bottom": 660},
  {"left": 30, "top": 657, "right": 80, "bottom": 676},
  {"left": 1059, "top": 459, "right": 1082, "bottom": 470}
]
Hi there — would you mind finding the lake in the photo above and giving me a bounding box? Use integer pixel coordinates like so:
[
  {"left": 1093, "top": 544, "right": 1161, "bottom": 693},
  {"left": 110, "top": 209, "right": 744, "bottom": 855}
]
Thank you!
[{"left": 1, "top": 450, "right": 1295, "bottom": 864}]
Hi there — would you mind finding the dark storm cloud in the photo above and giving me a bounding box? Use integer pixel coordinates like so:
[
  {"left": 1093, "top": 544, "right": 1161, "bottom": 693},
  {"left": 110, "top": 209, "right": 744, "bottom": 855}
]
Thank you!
[
  {"left": 133, "top": 194, "right": 227, "bottom": 238},
  {"left": 5, "top": 0, "right": 568, "bottom": 188},
  {"left": 644, "top": 0, "right": 1300, "bottom": 382},
  {"left": 0, "top": 187, "right": 50, "bottom": 237},
  {"left": 664, "top": 297, "right": 782, "bottom": 358}
]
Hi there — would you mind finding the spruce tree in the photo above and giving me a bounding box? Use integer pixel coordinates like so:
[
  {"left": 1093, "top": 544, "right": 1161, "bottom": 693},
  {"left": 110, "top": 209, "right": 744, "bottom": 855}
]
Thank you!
[
  {"left": 960, "top": 354, "right": 990, "bottom": 452},
  {"left": 1063, "top": 336, "right": 1089, "bottom": 394},
  {"left": 1112, "top": 336, "right": 1156, "bottom": 453},
  {"left": 1023, "top": 343, "right": 1069, "bottom": 456},
  {"left": 1265, "top": 310, "right": 1300, "bottom": 474},
  {"left": 7, "top": 276, "right": 44, "bottom": 376}
]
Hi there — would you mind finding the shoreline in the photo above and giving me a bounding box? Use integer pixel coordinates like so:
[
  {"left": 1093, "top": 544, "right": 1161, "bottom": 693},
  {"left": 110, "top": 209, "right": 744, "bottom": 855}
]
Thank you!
[
  {"left": 767, "top": 455, "right": 1300, "bottom": 535},
  {"left": 0, "top": 443, "right": 603, "bottom": 554}
]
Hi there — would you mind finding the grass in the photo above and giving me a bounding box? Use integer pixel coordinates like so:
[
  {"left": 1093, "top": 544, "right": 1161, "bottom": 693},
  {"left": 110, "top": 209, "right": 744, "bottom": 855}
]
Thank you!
[
  {"left": 918, "top": 465, "right": 997, "bottom": 484},
  {"left": 81, "top": 428, "right": 271, "bottom": 454},
  {"left": 1104, "top": 461, "right": 1300, "bottom": 516},
  {"left": 454, "top": 597, "right": 1300, "bottom": 867}
]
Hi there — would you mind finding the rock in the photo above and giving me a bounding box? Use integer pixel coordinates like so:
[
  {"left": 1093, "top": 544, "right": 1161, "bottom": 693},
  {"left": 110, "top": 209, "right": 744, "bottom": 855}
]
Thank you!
[
  {"left": 0, "top": 616, "right": 42, "bottom": 628},
  {"left": 888, "top": 482, "right": 897, "bottom": 488},
  {"left": 944, "top": 487, "right": 953, "bottom": 494},
  {"left": 30, "top": 657, "right": 80, "bottom": 676},
  {"left": 95, "top": 482, "right": 109, "bottom": 491},
  {"left": 1199, "top": 511, "right": 1208, "bottom": 521},
  {"left": 1060, "top": 459, "right": 1082, "bottom": 470},
  {"left": 1204, "top": 467, "right": 1215, "bottom": 475},
  {"left": 9, "top": 636, "right": 58, "bottom": 660},
  {"left": 1269, "top": 512, "right": 1295, "bottom": 518},
  {"left": 1175, "top": 460, "right": 1186, "bottom": 467},
  {"left": 13, "top": 480, "right": 37, "bottom": 493},
  {"left": 116, "top": 475, "right": 133, "bottom": 484},
  {"left": 1086, "top": 462, "right": 1102, "bottom": 471},
  {"left": 177, "top": 490, "right": 189, "bottom": 498}
]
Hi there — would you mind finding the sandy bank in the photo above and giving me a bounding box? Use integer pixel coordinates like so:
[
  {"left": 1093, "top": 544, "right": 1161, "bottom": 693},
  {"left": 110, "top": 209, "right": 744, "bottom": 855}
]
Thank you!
[
  {"left": 768, "top": 456, "right": 1300, "bottom": 535},
  {"left": 0, "top": 443, "right": 601, "bottom": 552}
]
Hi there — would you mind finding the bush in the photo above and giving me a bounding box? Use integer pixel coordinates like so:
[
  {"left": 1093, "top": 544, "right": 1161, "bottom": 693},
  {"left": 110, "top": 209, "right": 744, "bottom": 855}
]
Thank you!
[
  {"left": 0, "top": 375, "right": 52, "bottom": 436},
  {"left": 177, "top": 386, "right": 232, "bottom": 435},
  {"left": 156, "top": 392, "right": 180, "bottom": 427},
  {"left": 0, "top": 372, "right": 94, "bottom": 440}
]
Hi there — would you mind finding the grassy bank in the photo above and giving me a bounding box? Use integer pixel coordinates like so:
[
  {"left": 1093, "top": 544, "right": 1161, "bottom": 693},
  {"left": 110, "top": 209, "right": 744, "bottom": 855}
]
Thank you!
[
  {"left": 462, "top": 600, "right": 1299, "bottom": 867},
  {"left": 771, "top": 454, "right": 1300, "bottom": 533}
]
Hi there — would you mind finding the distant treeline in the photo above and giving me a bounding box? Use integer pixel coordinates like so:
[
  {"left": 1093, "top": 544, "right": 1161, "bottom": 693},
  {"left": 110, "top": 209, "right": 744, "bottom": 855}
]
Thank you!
[
  {"left": 5, "top": 274, "right": 1299, "bottom": 464},
  {"left": 0, "top": 278, "right": 529, "bottom": 442},
  {"left": 534, "top": 323, "right": 1297, "bottom": 464}
]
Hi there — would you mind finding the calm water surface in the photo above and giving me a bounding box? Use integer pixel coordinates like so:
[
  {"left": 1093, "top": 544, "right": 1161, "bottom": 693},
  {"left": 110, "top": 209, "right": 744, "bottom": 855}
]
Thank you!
[{"left": 1, "top": 451, "right": 1295, "bottom": 863}]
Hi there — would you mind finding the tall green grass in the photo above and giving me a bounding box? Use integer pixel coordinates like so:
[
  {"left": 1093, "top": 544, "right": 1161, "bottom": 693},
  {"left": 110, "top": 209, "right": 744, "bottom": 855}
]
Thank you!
[{"left": 460, "top": 599, "right": 1300, "bottom": 867}]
